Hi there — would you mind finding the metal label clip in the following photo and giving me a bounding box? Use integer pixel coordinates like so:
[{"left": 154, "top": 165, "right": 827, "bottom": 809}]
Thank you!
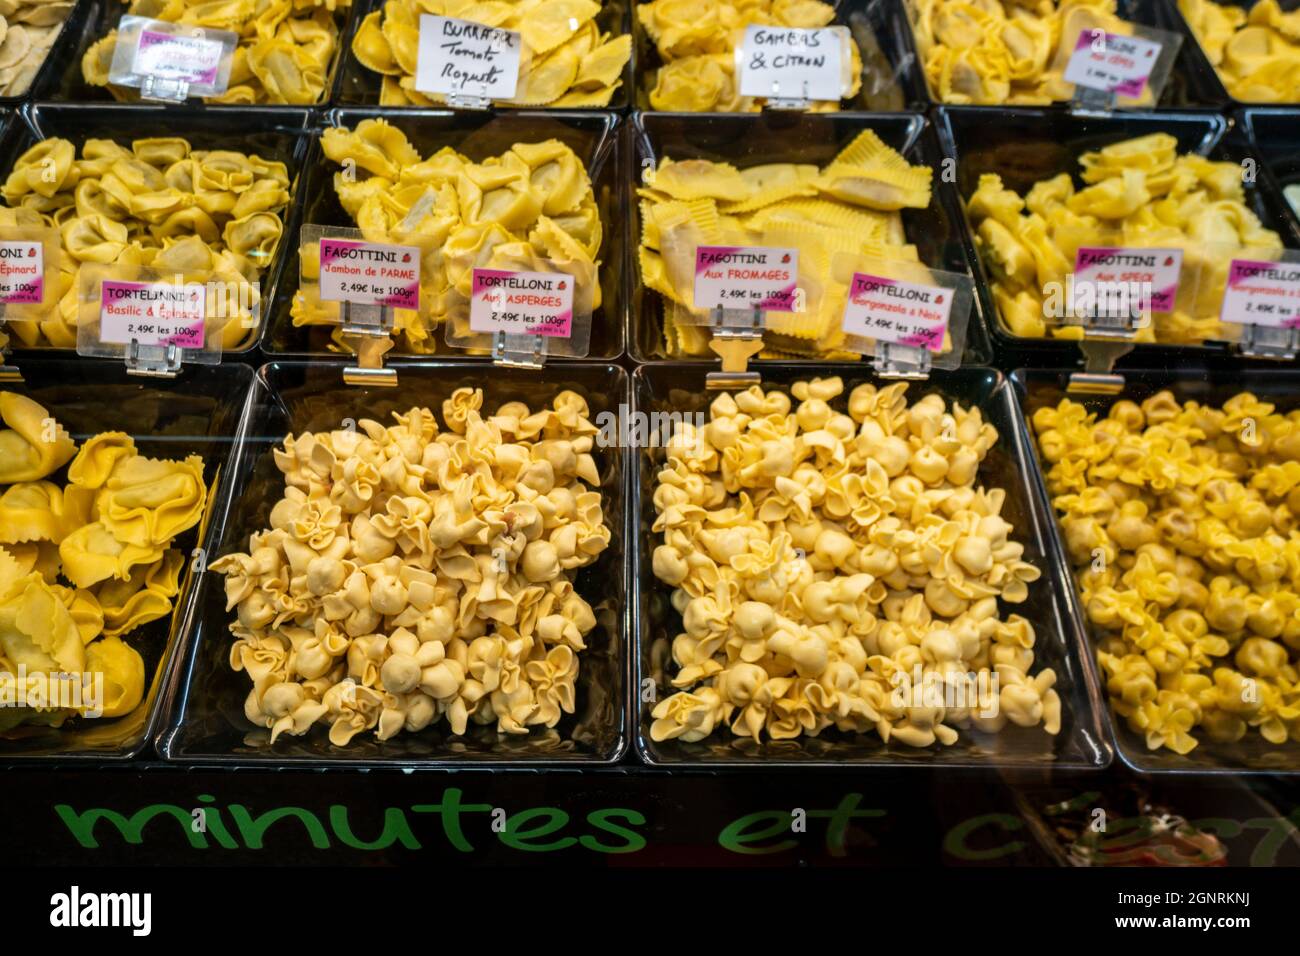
[
  {"left": 874, "top": 342, "right": 932, "bottom": 380},
  {"left": 493, "top": 331, "right": 545, "bottom": 369},
  {"left": 706, "top": 305, "right": 764, "bottom": 390},
  {"left": 139, "top": 74, "right": 191, "bottom": 103},
  {"left": 125, "top": 339, "right": 183, "bottom": 378},
  {"left": 1238, "top": 323, "right": 1300, "bottom": 361}
]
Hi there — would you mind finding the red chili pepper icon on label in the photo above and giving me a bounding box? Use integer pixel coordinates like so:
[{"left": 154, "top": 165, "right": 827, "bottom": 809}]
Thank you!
[
  {"left": 27, "top": 247, "right": 35, "bottom": 256},
  {"left": 1164, "top": 256, "right": 1174, "bottom": 266},
  {"left": 402, "top": 253, "right": 411, "bottom": 262},
  {"left": 781, "top": 254, "right": 791, "bottom": 263},
  {"left": 557, "top": 279, "right": 567, "bottom": 290},
  {"left": 935, "top": 294, "right": 945, "bottom": 304}
]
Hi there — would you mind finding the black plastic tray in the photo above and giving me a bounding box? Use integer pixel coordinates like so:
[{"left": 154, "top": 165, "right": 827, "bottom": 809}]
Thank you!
[
  {"left": 0, "top": 102, "right": 314, "bottom": 358},
  {"left": 336, "top": 0, "right": 634, "bottom": 111},
  {"left": 935, "top": 106, "right": 1300, "bottom": 372},
  {"left": 1238, "top": 108, "right": 1300, "bottom": 243},
  {"left": 50, "top": 0, "right": 356, "bottom": 106},
  {"left": 259, "top": 107, "right": 626, "bottom": 361},
  {"left": 632, "top": 362, "right": 1110, "bottom": 769},
  {"left": 627, "top": 109, "right": 992, "bottom": 365},
  {"left": 159, "top": 359, "right": 631, "bottom": 766},
  {"left": 0, "top": 0, "right": 91, "bottom": 107},
  {"left": 0, "top": 359, "right": 253, "bottom": 760},
  {"left": 1013, "top": 366, "right": 1300, "bottom": 775},
  {"left": 898, "top": 0, "right": 1227, "bottom": 109},
  {"left": 633, "top": 0, "right": 926, "bottom": 112}
]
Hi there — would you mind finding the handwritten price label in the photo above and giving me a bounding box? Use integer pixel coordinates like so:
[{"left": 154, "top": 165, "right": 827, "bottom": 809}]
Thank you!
[
  {"left": 470, "top": 269, "right": 574, "bottom": 337},
  {"left": 100, "top": 280, "right": 206, "bottom": 349},
  {"left": 694, "top": 246, "right": 799, "bottom": 311},
  {"left": 841, "top": 272, "right": 952, "bottom": 351},
  {"left": 0, "top": 241, "right": 43, "bottom": 304},
  {"left": 1063, "top": 30, "right": 1161, "bottom": 97},
  {"left": 414, "top": 14, "right": 521, "bottom": 99},
  {"left": 738, "top": 26, "right": 844, "bottom": 101},
  {"left": 1220, "top": 259, "right": 1300, "bottom": 329},
  {"left": 319, "top": 239, "right": 420, "bottom": 310}
]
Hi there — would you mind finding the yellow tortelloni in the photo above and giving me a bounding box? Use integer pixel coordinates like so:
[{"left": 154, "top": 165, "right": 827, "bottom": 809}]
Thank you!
[
  {"left": 638, "top": 129, "right": 932, "bottom": 358},
  {"left": 649, "top": 376, "right": 1061, "bottom": 747},
  {"left": 914, "top": 0, "right": 1154, "bottom": 106},
  {"left": 295, "top": 119, "right": 603, "bottom": 356},
  {"left": 1181, "top": 0, "right": 1300, "bottom": 102},
  {"left": 0, "top": 396, "right": 209, "bottom": 734},
  {"left": 1033, "top": 391, "right": 1300, "bottom": 754},
  {"left": 352, "top": 0, "right": 631, "bottom": 108},
  {"left": 966, "top": 133, "right": 1284, "bottom": 343},
  {"left": 0, "top": 135, "right": 292, "bottom": 350},
  {"left": 81, "top": 0, "right": 347, "bottom": 105},
  {"left": 640, "top": 0, "right": 863, "bottom": 111},
  {"left": 212, "top": 388, "right": 610, "bottom": 746}
]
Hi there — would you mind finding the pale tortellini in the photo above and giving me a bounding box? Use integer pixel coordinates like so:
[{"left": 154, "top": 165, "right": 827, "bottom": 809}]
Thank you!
[
  {"left": 81, "top": 0, "right": 348, "bottom": 105},
  {"left": 211, "top": 388, "right": 612, "bottom": 746},
  {"left": 966, "top": 133, "right": 1284, "bottom": 343},
  {"left": 0, "top": 0, "right": 75, "bottom": 96},
  {"left": 353, "top": 0, "right": 631, "bottom": 108},
  {"left": 0, "top": 395, "right": 205, "bottom": 734},
  {"left": 639, "top": 0, "right": 864, "bottom": 111},
  {"left": 1181, "top": 0, "right": 1300, "bottom": 102},
  {"left": 649, "top": 376, "right": 1061, "bottom": 747},
  {"left": 638, "top": 130, "right": 932, "bottom": 358},
  {"left": 914, "top": 0, "right": 1153, "bottom": 106},
  {"left": 0, "top": 135, "right": 291, "bottom": 350},
  {"left": 1033, "top": 391, "right": 1300, "bottom": 754},
  {"left": 294, "top": 118, "right": 603, "bottom": 355}
]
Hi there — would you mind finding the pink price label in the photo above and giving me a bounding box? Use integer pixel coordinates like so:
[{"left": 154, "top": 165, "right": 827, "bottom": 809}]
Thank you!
[
  {"left": 0, "top": 241, "right": 43, "bottom": 304},
  {"left": 841, "top": 272, "right": 952, "bottom": 351},
  {"left": 1220, "top": 259, "right": 1300, "bottom": 329},
  {"left": 470, "top": 269, "right": 573, "bottom": 337},
  {"left": 1063, "top": 30, "right": 1160, "bottom": 98},
  {"left": 100, "top": 280, "right": 205, "bottom": 349},
  {"left": 694, "top": 245, "right": 799, "bottom": 311},
  {"left": 1073, "top": 247, "right": 1182, "bottom": 313},
  {"left": 135, "top": 30, "right": 223, "bottom": 84},
  {"left": 319, "top": 239, "right": 421, "bottom": 310}
]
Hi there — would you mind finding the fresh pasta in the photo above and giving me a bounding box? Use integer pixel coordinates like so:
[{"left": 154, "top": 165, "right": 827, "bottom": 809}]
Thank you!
[
  {"left": 913, "top": 0, "right": 1153, "bottom": 106},
  {"left": 966, "top": 133, "right": 1283, "bottom": 342},
  {"left": 352, "top": 0, "right": 631, "bottom": 107},
  {"left": 212, "top": 387, "right": 611, "bottom": 745},
  {"left": 295, "top": 118, "right": 602, "bottom": 354},
  {"left": 639, "top": 0, "right": 863, "bottom": 111},
  {"left": 0, "top": 0, "right": 75, "bottom": 96},
  {"left": 82, "top": 0, "right": 349, "bottom": 104},
  {"left": 649, "top": 376, "right": 1061, "bottom": 746},
  {"left": 0, "top": 393, "right": 207, "bottom": 733},
  {"left": 0, "top": 135, "right": 290, "bottom": 350},
  {"left": 638, "top": 130, "right": 933, "bottom": 358},
  {"left": 1033, "top": 391, "right": 1300, "bottom": 754},
  {"left": 1180, "top": 0, "right": 1300, "bottom": 102}
]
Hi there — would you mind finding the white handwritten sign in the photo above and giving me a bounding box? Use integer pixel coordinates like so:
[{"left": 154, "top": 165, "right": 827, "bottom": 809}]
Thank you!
[
  {"left": 738, "top": 26, "right": 845, "bottom": 101},
  {"left": 414, "top": 14, "right": 521, "bottom": 100}
]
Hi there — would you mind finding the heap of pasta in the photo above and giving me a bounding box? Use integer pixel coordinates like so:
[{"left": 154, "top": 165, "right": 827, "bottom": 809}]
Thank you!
[
  {"left": 639, "top": 0, "right": 863, "bottom": 111},
  {"left": 966, "top": 133, "right": 1283, "bottom": 343},
  {"left": 913, "top": 0, "right": 1153, "bottom": 105},
  {"left": 82, "top": 0, "right": 348, "bottom": 104},
  {"left": 352, "top": 0, "right": 630, "bottom": 107},
  {"left": 1180, "top": 0, "right": 1300, "bottom": 102},
  {"left": 649, "top": 377, "right": 1061, "bottom": 746},
  {"left": 0, "top": 135, "right": 289, "bottom": 350},
  {"left": 0, "top": 0, "right": 75, "bottom": 96},
  {"left": 295, "top": 119, "right": 602, "bottom": 354},
  {"left": 213, "top": 388, "right": 611, "bottom": 746},
  {"left": 0, "top": 393, "right": 209, "bottom": 732},
  {"left": 639, "top": 130, "right": 932, "bottom": 358},
  {"left": 1032, "top": 391, "right": 1300, "bottom": 754}
]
